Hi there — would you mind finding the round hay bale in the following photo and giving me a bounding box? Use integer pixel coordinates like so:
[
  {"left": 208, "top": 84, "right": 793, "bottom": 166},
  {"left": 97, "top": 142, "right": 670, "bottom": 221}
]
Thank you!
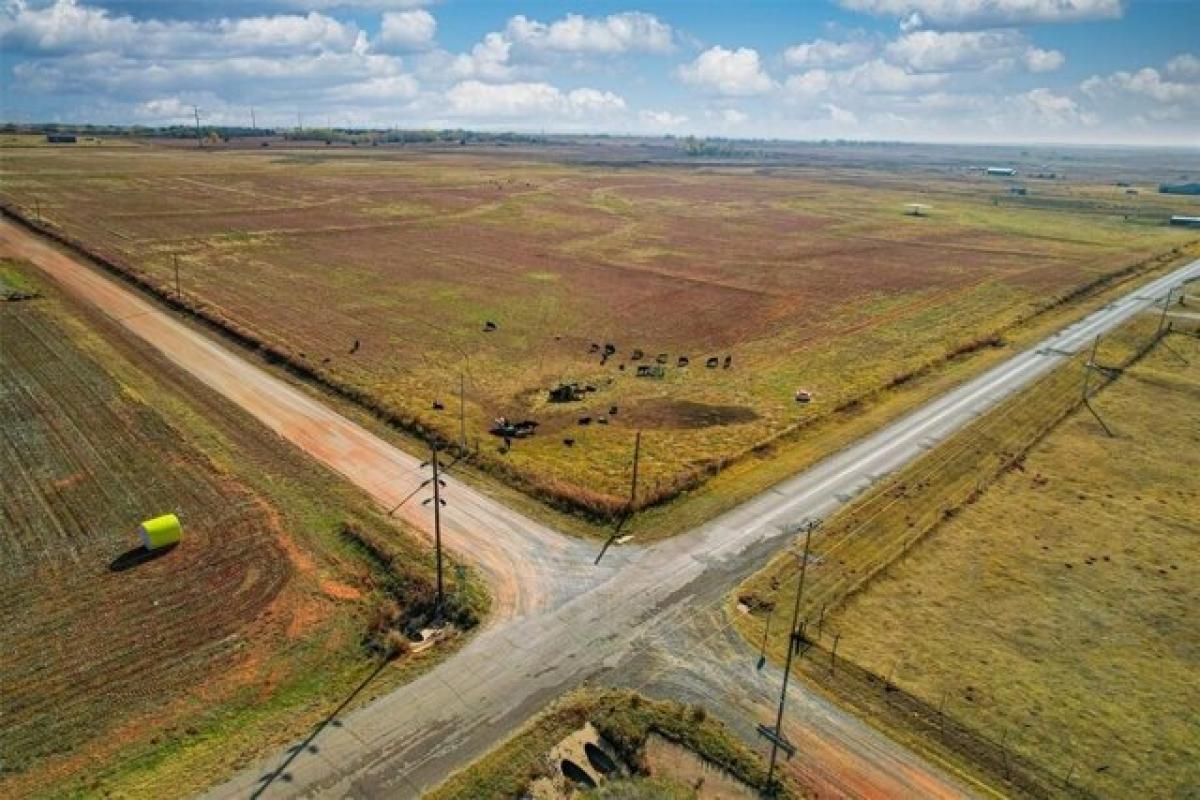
[{"left": 139, "top": 513, "right": 182, "bottom": 550}]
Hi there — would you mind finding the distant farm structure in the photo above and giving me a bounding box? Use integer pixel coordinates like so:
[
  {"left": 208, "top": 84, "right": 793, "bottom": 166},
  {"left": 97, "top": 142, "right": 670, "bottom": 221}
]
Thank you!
[
  {"left": 46, "top": 134, "right": 77, "bottom": 144},
  {"left": 1170, "top": 215, "right": 1200, "bottom": 228},
  {"left": 905, "top": 203, "right": 931, "bottom": 216},
  {"left": 1160, "top": 182, "right": 1200, "bottom": 195},
  {"left": 985, "top": 167, "right": 1016, "bottom": 177}
]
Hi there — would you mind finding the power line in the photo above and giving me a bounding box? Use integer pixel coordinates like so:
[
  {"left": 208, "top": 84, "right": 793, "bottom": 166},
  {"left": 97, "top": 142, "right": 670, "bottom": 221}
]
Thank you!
[{"left": 420, "top": 442, "right": 448, "bottom": 616}]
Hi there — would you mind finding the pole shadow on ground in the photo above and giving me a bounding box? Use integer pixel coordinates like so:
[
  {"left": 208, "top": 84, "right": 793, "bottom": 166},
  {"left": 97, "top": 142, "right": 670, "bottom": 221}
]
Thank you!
[{"left": 252, "top": 659, "right": 389, "bottom": 799}]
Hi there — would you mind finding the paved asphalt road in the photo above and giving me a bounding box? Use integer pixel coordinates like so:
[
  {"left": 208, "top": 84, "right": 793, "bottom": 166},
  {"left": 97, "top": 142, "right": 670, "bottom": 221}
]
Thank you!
[{"left": 5, "top": 216, "right": 1198, "bottom": 798}]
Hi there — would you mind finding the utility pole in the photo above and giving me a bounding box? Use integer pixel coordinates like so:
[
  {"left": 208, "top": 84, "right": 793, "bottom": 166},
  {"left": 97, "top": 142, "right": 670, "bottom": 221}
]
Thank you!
[
  {"left": 1156, "top": 285, "right": 1176, "bottom": 338},
  {"left": 250, "top": 107, "right": 256, "bottom": 132},
  {"left": 34, "top": 196, "right": 41, "bottom": 222},
  {"left": 1081, "top": 336, "right": 1098, "bottom": 401},
  {"left": 593, "top": 430, "right": 643, "bottom": 566},
  {"left": 756, "top": 605, "right": 774, "bottom": 671},
  {"left": 627, "top": 430, "right": 642, "bottom": 515},
  {"left": 421, "top": 443, "right": 447, "bottom": 617},
  {"left": 459, "top": 371, "right": 467, "bottom": 453},
  {"left": 173, "top": 253, "right": 181, "bottom": 303},
  {"left": 762, "top": 518, "right": 820, "bottom": 796},
  {"left": 192, "top": 105, "right": 202, "bottom": 148},
  {"left": 1081, "top": 335, "right": 1114, "bottom": 437}
]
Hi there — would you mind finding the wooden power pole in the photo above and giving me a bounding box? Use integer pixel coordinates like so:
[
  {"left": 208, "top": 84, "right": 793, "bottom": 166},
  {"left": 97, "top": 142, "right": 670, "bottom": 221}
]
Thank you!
[
  {"left": 761, "top": 518, "right": 820, "bottom": 795},
  {"left": 628, "top": 430, "right": 642, "bottom": 514},
  {"left": 422, "top": 443, "right": 447, "bottom": 616},
  {"left": 192, "top": 105, "right": 202, "bottom": 148},
  {"left": 593, "top": 430, "right": 643, "bottom": 566},
  {"left": 459, "top": 372, "right": 467, "bottom": 453}
]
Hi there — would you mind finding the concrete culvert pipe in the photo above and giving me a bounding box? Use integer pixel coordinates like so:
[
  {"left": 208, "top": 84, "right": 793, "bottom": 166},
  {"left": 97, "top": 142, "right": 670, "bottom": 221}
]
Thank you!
[
  {"left": 560, "top": 759, "right": 597, "bottom": 789},
  {"left": 139, "top": 513, "right": 182, "bottom": 550},
  {"left": 584, "top": 742, "right": 619, "bottom": 776}
]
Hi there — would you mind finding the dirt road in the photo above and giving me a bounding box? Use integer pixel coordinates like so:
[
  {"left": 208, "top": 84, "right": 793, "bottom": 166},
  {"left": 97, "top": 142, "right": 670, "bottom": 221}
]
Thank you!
[
  {"left": 0, "top": 217, "right": 617, "bottom": 624},
  {"left": 7, "top": 214, "right": 1197, "bottom": 798}
]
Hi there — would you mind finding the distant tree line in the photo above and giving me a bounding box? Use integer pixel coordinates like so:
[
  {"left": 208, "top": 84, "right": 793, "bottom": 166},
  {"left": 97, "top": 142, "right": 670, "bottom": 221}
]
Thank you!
[{"left": 0, "top": 122, "right": 549, "bottom": 147}]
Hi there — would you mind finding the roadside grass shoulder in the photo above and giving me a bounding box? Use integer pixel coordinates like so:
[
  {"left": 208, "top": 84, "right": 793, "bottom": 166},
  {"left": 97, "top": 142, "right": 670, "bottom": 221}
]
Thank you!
[
  {"left": 426, "top": 690, "right": 793, "bottom": 800},
  {"left": 0, "top": 257, "right": 40, "bottom": 297}
]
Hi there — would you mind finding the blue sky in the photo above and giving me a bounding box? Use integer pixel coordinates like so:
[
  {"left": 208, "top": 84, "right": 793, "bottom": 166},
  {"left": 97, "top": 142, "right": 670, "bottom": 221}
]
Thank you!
[{"left": 2, "top": 0, "right": 1198, "bottom": 144}]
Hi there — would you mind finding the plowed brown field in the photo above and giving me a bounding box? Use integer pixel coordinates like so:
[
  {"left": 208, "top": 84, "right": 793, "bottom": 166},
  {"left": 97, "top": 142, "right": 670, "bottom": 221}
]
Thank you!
[
  {"left": 0, "top": 275, "right": 294, "bottom": 785},
  {"left": 0, "top": 256, "right": 483, "bottom": 798}
]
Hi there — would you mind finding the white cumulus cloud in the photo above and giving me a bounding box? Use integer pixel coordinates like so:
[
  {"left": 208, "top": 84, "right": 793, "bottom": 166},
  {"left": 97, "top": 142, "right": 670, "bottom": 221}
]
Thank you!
[
  {"left": 783, "top": 38, "right": 874, "bottom": 69},
  {"left": 841, "top": 58, "right": 948, "bottom": 93},
  {"left": 1082, "top": 67, "right": 1200, "bottom": 105},
  {"left": 783, "top": 69, "right": 833, "bottom": 99},
  {"left": 448, "top": 32, "right": 513, "bottom": 80},
  {"left": 505, "top": 12, "right": 672, "bottom": 55},
  {"left": 823, "top": 103, "right": 859, "bottom": 124},
  {"left": 443, "top": 80, "right": 625, "bottom": 119},
  {"left": 677, "top": 46, "right": 773, "bottom": 96},
  {"left": 1015, "top": 87, "right": 1097, "bottom": 126},
  {"left": 639, "top": 109, "right": 688, "bottom": 127},
  {"left": 0, "top": 1, "right": 362, "bottom": 57},
  {"left": 884, "top": 29, "right": 1062, "bottom": 73},
  {"left": 1166, "top": 53, "right": 1200, "bottom": 81},
  {"left": 839, "top": 0, "right": 1124, "bottom": 30},
  {"left": 1023, "top": 47, "right": 1065, "bottom": 72},
  {"left": 377, "top": 9, "right": 435, "bottom": 51},
  {"left": 279, "top": 0, "right": 434, "bottom": 8}
]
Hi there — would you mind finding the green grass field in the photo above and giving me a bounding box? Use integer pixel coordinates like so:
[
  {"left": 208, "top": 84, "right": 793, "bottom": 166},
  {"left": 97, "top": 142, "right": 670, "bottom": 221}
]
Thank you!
[{"left": 3, "top": 141, "right": 1195, "bottom": 523}]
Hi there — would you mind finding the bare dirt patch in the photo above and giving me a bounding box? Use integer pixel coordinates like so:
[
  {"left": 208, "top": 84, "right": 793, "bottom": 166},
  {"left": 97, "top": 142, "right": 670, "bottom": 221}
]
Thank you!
[{"left": 622, "top": 398, "right": 760, "bottom": 430}]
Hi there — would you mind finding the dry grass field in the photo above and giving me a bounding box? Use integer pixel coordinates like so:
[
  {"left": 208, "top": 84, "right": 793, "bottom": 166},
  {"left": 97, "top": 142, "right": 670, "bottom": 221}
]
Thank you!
[
  {"left": 735, "top": 315, "right": 1200, "bottom": 798},
  {"left": 2, "top": 140, "right": 1197, "bottom": 521},
  {"left": 819, "top": 330, "right": 1200, "bottom": 799},
  {"left": 0, "top": 257, "right": 484, "bottom": 797}
]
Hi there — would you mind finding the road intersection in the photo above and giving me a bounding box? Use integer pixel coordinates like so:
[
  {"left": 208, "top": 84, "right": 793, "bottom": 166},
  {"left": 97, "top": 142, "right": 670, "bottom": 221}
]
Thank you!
[{"left": 6, "top": 217, "right": 1197, "bottom": 798}]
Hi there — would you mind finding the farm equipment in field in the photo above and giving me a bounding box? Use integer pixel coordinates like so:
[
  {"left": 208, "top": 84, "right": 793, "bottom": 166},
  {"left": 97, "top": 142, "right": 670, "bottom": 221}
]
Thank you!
[
  {"left": 490, "top": 417, "right": 538, "bottom": 439},
  {"left": 548, "top": 382, "right": 586, "bottom": 403},
  {"left": 636, "top": 365, "right": 665, "bottom": 379},
  {"left": 794, "top": 389, "right": 813, "bottom": 403}
]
